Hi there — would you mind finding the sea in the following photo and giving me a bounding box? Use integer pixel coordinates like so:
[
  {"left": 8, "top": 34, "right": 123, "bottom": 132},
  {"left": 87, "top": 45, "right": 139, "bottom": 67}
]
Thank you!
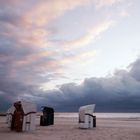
[{"left": 55, "top": 112, "right": 140, "bottom": 119}]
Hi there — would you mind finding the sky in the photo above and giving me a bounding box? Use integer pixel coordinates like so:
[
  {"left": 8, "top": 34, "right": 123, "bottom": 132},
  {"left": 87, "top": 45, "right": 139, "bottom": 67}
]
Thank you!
[{"left": 0, "top": 0, "right": 140, "bottom": 112}]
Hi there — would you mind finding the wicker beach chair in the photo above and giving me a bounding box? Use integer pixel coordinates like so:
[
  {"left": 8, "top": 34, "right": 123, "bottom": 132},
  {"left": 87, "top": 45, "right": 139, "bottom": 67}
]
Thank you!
[{"left": 79, "top": 104, "right": 96, "bottom": 128}]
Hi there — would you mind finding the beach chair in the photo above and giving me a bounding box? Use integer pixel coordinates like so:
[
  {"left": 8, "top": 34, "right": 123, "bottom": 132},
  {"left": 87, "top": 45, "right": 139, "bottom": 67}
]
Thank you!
[
  {"left": 6, "top": 101, "right": 36, "bottom": 132},
  {"left": 79, "top": 104, "right": 96, "bottom": 129},
  {"left": 40, "top": 106, "right": 54, "bottom": 126}
]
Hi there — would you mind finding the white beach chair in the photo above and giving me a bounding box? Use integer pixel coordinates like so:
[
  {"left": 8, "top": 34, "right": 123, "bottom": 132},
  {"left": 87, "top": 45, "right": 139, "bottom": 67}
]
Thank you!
[
  {"left": 6, "top": 101, "right": 36, "bottom": 132},
  {"left": 79, "top": 104, "right": 96, "bottom": 129},
  {"left": 21, "top": 101, "right": 36, "bottom": 131}
]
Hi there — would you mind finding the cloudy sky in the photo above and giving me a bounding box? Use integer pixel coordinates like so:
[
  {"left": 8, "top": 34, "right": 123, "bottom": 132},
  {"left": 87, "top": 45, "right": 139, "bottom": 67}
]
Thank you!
[{"left": 0, "top": 0, "right": 140, "bottom": 112}]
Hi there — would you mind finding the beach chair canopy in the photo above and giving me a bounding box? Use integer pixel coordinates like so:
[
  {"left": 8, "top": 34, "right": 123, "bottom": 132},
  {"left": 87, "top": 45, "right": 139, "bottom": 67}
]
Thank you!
[
  {"left": 42, "top": 106, "right": 54, "bottom": 114},
  {"left": 21, "top": 101, "right": 36, "bottom": 115}
]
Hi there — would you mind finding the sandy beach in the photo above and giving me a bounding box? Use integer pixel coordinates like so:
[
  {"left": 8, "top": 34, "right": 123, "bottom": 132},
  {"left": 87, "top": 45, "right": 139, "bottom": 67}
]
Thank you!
[{"left": 0, "top": 113, "right": 140, "bottom": 140}]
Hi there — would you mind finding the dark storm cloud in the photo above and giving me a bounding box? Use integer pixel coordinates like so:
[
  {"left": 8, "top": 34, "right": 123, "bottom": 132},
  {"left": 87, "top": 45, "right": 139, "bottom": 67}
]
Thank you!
[
  {"left": 34, "top": 58, "right": 140, "bottom": 112},
  {"left": 129, "top": 58, "right": 140, "bottom": 81},
  {"left": 1, "top": 57, "right": 140, "bottom": 112}
]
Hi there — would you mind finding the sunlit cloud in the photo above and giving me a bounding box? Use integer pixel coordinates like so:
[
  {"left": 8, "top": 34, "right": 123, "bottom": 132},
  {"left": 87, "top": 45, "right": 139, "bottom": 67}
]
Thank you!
[
  {"left": 22, "top": 0, "right": 94, "bottom": 27},
  {"left": 52, "top": 20, "right": 114, "bottom": 52},
  {"left": 58, "top": 50, "right": 97, "bottom": 65}
]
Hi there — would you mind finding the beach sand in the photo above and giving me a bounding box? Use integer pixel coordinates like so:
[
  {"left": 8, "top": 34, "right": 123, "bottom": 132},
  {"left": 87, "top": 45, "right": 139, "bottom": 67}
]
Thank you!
[{"left": 0, "top": 114, "right": 140, "bottom": 140}]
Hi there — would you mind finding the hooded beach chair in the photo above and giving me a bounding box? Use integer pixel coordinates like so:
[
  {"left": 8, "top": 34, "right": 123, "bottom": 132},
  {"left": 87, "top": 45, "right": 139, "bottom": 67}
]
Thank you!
[
  {"left": 40, "top": 106, "right": 54, "bottom": 126},
  {"left": 79, "top": 104, "right": 96, "bottom": 128},
  {"left": 6, "top": 101, "right": 36, "bottom": 132}
]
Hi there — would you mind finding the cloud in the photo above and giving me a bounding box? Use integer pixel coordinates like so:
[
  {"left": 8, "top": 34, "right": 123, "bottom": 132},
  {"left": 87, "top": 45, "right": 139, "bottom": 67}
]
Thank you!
[
  {"left": 33, "top": 57, "right": 140, "bottom": 112},
  {"left": 21, "top": 0, "right": 122, "bottom": 27},
  {"left": 18, "top": 0, "right": 95, "bottom": 27},
  {"left": 3, "top": 59, "right": 137, "bottom": 112},
  {"left": 57, "top": 50, "right": 97, "bottom": 66},
  {"left": 1, "top": 57, "right": 140, "bottom": 112},
  {"left": 0, "top": 0, "right": 136, "bottom": 112},
  {"left": 95, "top": 0, "right": 124, "bottom": 9},
  {"left": 129, "top": 59, "right": 140, "bottom": 81},
  {"left": 59, "top": 20, "right": 114, "bottom": 49}
]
